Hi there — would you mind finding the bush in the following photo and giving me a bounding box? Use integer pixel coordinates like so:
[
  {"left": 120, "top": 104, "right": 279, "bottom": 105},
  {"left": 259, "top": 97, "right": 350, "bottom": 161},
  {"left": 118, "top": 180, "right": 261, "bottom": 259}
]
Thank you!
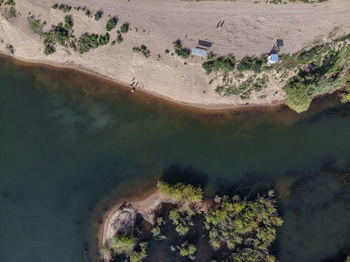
[
  {"left": 5, "top": 0, "right": 14, "bottom": 5},
  {"left": 283, "top": 81, "right": 312, "bottom": 113},
  {"left": 157, "top": 180, "right": 203, "bottom": 202},
  {"left": 178, "top": 242, "right": 196, "bottom": 260},
  {"left": 202, "top": 56, "right": 235, "bottom": 74},
  {"left": 237, "top": 56, "right": 263, "bottom": 73},
  {"left": 106, "top": 17, "right": 118, "bottom": 31},
  {"left": 165, "top": 49, "right": 169, "bottom": 54},
  {"left": 64, "top": 15, "right": 73, "bottom": 30},
  {"left": 130, "top": 242, "right": 147, "bottom": 262},
  {"left": 120, "top": 23, "right": 129, "bottom": 33},
  {"left": 52, "top": 3, "right": 58, "bottom": 9},
  {"left": 94, "top": 10, "right": 103, "bottom": 21},
  {"left": 77, "top": 33, "right": 99, "bottom": 53},
  {"left": 116, "top": 34, "right": 123, "bottom": 43},
  {"left": 173, "top": 41, "right": 190, "bottom": 59},
  {"left": 58, "top": 4, "right": 71, "bottom": 13},
  {"left": 133, "top": 45, "right": 150, "bottom": 58},
  {"left": 99, "top": 33, "right": 110, "bottom": 46},
  {"left": 110, "top": 234, "right": 137, "bottom": 254}
]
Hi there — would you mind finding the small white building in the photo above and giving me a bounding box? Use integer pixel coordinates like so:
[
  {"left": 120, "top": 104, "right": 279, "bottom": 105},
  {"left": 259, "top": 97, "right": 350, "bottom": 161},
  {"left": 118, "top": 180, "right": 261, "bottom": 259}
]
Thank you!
[{"left": 268, "top": 54, "right": 279, "bottom": 64}]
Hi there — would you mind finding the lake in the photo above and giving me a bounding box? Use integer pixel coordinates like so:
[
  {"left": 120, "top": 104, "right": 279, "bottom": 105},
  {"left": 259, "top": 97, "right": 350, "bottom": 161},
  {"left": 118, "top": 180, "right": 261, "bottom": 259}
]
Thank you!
[{"left": 0, "top": 56, "right": 349, "bottom": 262}]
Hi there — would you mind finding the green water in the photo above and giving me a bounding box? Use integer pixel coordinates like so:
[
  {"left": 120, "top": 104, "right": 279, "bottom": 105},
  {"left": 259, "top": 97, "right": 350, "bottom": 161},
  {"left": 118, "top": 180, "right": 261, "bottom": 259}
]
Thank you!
[{"left": 0, "top": 57, "right": 350, "bottom": 262}]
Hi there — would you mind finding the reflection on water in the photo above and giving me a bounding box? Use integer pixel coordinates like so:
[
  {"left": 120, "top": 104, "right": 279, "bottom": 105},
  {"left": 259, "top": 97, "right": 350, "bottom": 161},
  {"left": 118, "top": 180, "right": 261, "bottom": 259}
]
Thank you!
[{"left": 0, "top": 56, "right": 350, "bottom": 262}]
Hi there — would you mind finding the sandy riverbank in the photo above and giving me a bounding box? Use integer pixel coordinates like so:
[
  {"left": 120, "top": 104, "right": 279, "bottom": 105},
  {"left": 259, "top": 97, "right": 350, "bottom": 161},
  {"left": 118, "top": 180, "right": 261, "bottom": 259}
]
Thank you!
[{"left": 1, "top": 0, "right": 349, "bottom": 109}]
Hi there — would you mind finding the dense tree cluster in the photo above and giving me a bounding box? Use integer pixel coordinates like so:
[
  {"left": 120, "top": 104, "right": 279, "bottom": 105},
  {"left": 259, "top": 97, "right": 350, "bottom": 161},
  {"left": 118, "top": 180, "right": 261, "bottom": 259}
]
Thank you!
[
  {"left": 205, "top": 191, "right": 283, "bottom": 261},
  {"left": 237, "top": 56, "right": 265, "bottom": 73},
  {"left": 157, "top": 180, "right": 203, "bottom": 202},
  {"left": 101, "top": 181, "right": 282, "bottom": 262},
  {"left": 283, "top": 38, "right": 350, "bottom": 112},
  {"left": 202, "top": 55, "right": 236, "bottom": 74}
]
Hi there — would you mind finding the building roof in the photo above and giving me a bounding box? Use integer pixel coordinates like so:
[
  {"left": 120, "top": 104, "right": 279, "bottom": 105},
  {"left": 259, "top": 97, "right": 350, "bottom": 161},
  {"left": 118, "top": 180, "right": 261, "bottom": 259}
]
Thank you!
[
  {"left": 270, "top": 54, "right": 279, "bottom": 62},
  {"left": 192, "top": 48, "right": 207, "bottom": 58}
]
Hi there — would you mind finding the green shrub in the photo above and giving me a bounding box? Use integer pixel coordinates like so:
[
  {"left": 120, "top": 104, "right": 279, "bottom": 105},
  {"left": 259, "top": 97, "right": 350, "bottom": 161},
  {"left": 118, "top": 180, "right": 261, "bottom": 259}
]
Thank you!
[
  {"left": 165, "top": 49, "right": 169, "bottom": 54},
  {"left": 106, "top": 17, "right": 118, "bottom": 31},
  {"left": 237, "top": 56, "right": 264, "bottom": 73},
  {"left": 178, "top": 242, "right": 197, "bottom": 260},
  {"left": 116, "top": 34, "right": 123, "bottom": 43},
  {"left": 58, "top": 4, "right": 71, "bottom": 13},
  {"left": 94, "top": 10, "right": 103, "bottom": 20},
  {"left": 202, "top": 56, "right": 235, "bottom": 74},
  {"left": 77, "top": 33, "right": 99, "bottom": 53},
  {"left": 130, "top": 242, "right": 148, "bottom": 262},
  {"left": 157, "top": 180, "right": 203, "bottom": 202},
  {"left": 85, "top": 9, "right": 91, "bottom": 17},
  {"left": 52, "top": 3, "right": 58, "bottom": 9},
  {"left": 111, "top": 40, "right": 116, "bottom": 46},
  {"left": 99, "top": 33, "right": 110, "bottom": 46},
  {"left": 173, "top": 41, "right": 190, "bottom": 59},
  {"left": 133, "top": 45, "right": 150, "bottom": 58},
  {"left": 64, "top": 15, "right": 73, "bottom": 30},
  {"left": 5, "top": 0, "right": 14, "bottom": 5},
  {"left": 53, "top": 23, "right": 69, "bottom": 45},
  {"left": 120, "top": 23, "right": 129, "bottom": 33},
  {"left": 110, "top": 234, "right": 137, "bottom": 254}
]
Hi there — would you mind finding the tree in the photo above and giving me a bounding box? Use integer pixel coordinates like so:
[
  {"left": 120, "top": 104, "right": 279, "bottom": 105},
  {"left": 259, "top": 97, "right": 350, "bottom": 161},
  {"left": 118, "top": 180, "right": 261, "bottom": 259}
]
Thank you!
[
  {"left": 157, "top": 180, "right": 203, "bottom": 202},
  {"left": 110, "top": 234, "right": 136, "bottom": 254}
]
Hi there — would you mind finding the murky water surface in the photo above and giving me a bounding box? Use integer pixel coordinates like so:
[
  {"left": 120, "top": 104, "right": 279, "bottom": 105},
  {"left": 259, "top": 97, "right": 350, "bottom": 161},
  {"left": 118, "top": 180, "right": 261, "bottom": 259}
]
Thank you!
[{"left": 0, "top": 57, "right": 349, "bottom": 262}]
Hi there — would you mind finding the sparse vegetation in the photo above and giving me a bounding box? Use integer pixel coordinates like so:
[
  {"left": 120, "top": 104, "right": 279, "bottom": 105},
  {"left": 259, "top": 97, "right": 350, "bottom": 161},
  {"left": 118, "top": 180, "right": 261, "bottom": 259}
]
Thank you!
[
  {"left": 116, "top": 34, "right": 123, "bottom": 44},
  {"left": 133, "top": 45, "right": 150, "bottom": 58},
  {"left": 56, "top": 3, "right": 72, "bottom": 13},
  {"left": 27, "top": 16, "right": 45, "bottom": 35}
]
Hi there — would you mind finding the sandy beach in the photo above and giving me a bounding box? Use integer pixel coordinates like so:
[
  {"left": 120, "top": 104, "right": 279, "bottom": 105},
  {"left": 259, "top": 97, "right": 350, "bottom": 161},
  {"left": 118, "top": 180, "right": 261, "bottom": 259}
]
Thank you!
[{"left": 1, "top": 0, "right": 349, "bottom": 109}]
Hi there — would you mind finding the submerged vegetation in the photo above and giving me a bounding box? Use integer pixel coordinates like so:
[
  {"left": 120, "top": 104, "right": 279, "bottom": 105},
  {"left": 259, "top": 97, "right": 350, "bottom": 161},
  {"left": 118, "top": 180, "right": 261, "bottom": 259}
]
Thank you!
[{"left": 102, "top": 181, "right": 283, "bottom": 262}]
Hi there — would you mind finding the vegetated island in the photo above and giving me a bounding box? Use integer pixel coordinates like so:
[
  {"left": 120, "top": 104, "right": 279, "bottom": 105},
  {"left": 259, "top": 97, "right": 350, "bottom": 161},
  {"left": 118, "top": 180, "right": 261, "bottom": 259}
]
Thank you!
[
  {"left": 0, "top": 0, "right": 350, "bottom": 113},
  {"left": 99, "top": 180, "right": 283, "bottom": 262}
]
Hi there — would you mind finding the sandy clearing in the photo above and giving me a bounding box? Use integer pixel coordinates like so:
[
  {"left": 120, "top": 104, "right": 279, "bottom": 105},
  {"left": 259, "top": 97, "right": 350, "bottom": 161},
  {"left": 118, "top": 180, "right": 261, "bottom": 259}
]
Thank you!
[{"left": 0, "top": 0, "right": 349, "bottom": 108}]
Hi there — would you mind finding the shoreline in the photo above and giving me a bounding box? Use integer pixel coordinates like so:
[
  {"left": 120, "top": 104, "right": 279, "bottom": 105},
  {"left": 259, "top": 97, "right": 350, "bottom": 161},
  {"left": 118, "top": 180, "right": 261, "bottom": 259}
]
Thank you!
[
  {"left": 97, "top": 187, "right": 158, "bottom": 254},
  {"left": 0, "top": 52, "right": 288, "bottom": 113}
]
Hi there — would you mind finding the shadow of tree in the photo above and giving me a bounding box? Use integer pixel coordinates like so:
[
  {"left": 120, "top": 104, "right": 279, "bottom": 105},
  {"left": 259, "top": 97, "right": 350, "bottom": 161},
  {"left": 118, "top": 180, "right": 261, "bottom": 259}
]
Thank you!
[{"left": 160, "top": 165, "right": 208, "bottom": 189}]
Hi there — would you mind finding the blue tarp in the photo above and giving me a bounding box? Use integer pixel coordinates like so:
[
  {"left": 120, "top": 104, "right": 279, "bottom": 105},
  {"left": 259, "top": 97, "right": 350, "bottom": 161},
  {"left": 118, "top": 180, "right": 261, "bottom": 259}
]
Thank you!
[{"left": 271, "top": 54, "right": 279, "bottom": 62}]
